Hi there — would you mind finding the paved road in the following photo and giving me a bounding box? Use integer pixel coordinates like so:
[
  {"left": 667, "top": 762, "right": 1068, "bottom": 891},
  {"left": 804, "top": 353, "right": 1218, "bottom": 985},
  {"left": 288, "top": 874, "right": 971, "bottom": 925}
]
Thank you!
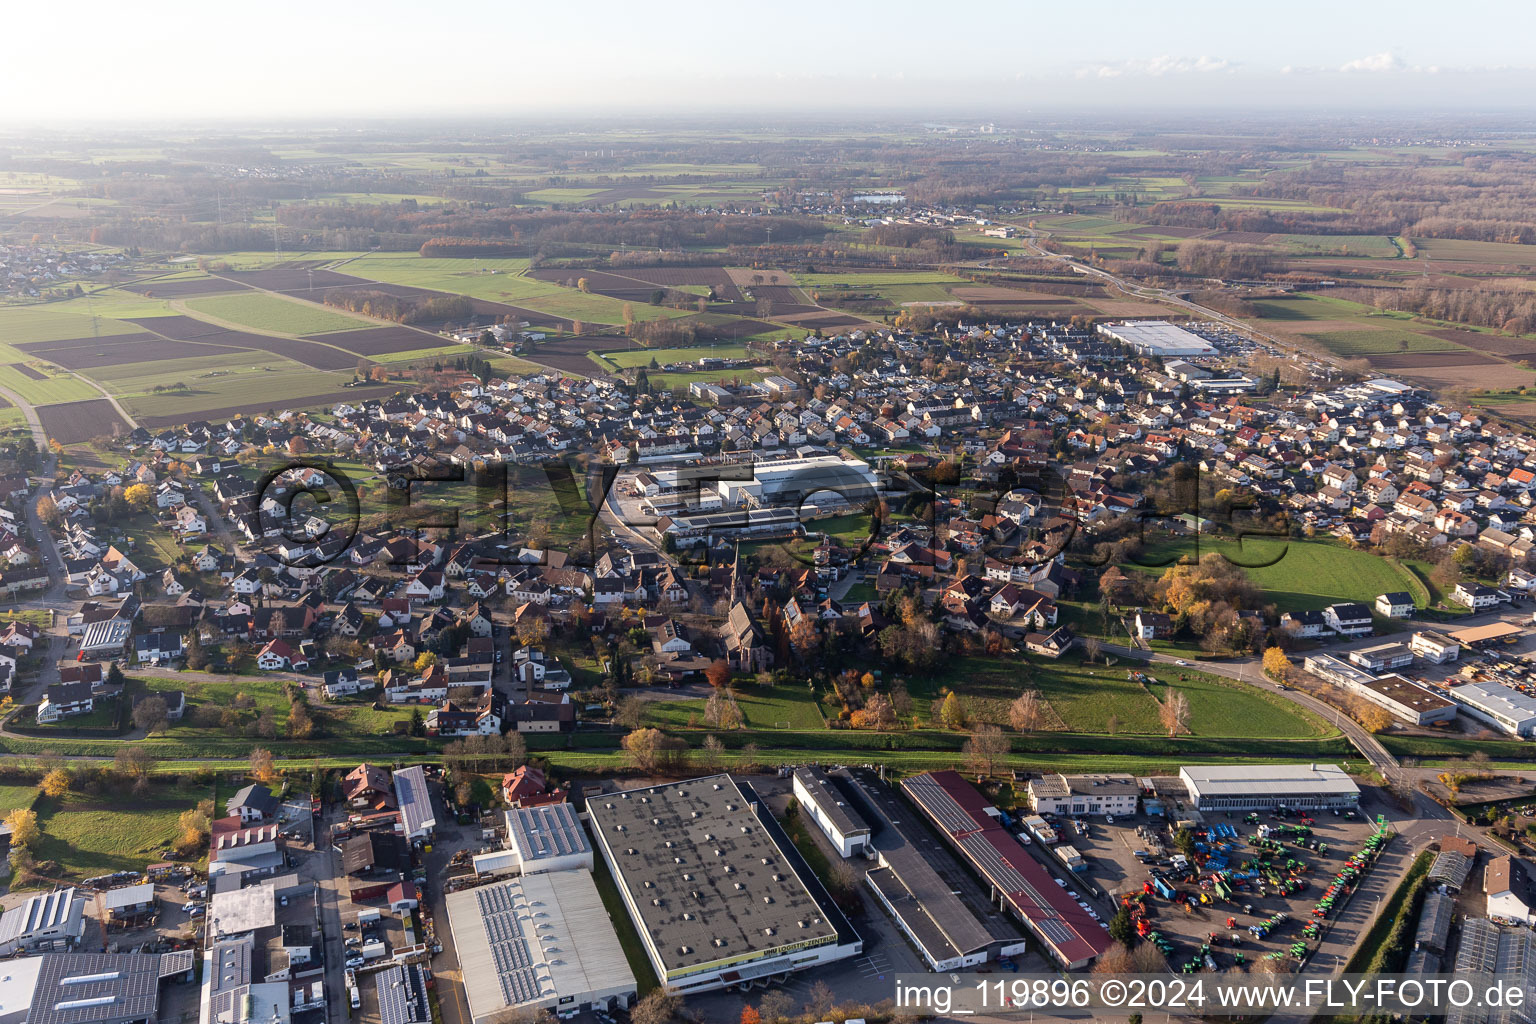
[{"left": 0, "top": 382, "right": 47, "bottom": 449}]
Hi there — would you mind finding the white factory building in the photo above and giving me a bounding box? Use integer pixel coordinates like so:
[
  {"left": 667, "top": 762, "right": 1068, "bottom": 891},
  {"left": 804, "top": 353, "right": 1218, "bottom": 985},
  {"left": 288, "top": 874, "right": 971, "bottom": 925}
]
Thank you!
[
  {"left": 1179, "top": 764, "right": 1361, "bottom": 812},
  {"left": 1447, "top": 682, "right": 1536, "bottom": 737},
  {"left": 792, "top": 766, "right": 872, "bottom": 858},
  {"left": 1097, "top": 320, "right": 1218, "bottom": 357},
  {"left": 472, "top": 802, "right": 593, "bottom": 877},
  {"left": 445, "top": 871, "right": 636, "bottom": 1023},
  {"left": 716, "top": 455, "right": 879, "bottom": 510},
  {"left": 1026, "top": 773, "right": 1140, "bottom": 817}
]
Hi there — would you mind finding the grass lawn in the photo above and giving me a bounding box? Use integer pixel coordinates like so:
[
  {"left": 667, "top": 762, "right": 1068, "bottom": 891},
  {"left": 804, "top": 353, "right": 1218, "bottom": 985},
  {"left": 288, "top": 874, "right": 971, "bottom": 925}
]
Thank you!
[
  {"left": 1157, "top": 671, "right": 1331, "bottom": 738},
  {"left": 605, "top": 344, "right": 749, "bottom": 368},
  {"left": 184, "top": 292, "right": 376, "bottom": 335},
  {"left": 0, "top": 784, "right": 37, "bottom": 815},
  {"left": 645, "top": 682, "right": 825, "bottom": 731},
  {"left": 647, "top": 368, "right": 769, "bottom": 391},
  {"left": 24, "top": 700, "right": 120, "bottom": 731},
  {"left": 1127, "top": 537, "right": 1421, "bottom": 615},
  {"left": 151, "top": 673, "right": 416, "bottom": 742},
  {"left": 910, "top": 652, "right": 1327, "bottom": 739},
  {"left": 804, "top": 512, "right": 877, "bottom": 546},
  {"left": 27, "top": 781, "right": 212, "bottom": 884},
  {"left": 843, "top": 582, "right": 877, "bottom": 604}
]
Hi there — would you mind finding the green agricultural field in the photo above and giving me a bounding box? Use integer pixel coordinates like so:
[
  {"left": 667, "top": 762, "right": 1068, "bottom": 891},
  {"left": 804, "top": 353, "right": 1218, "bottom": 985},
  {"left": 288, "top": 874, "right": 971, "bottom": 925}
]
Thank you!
[
  {"left": 26, "top": 782, "right": 211, "bottom": 885},
  {"left": 0, "top": 304, "right": 149, "bottom": 344},
  {"left": 184, "top": 292, "right": 377, "bottom": 335},
  {"left": 114, "top": 364, "right": 385, "bottom": 421},
  {"left": 1251, "top": 294, "right": 1376, "bottom": 322},
  {"left": 0, "top": 365, "right": 101, "bottom": 406},
  {"left": 1417, "top": 238, "right": 1536, "bottom": 265},
  {"left": 1302, "top": 329, "right": 1463, "bottom": 356},
  {"left": 523, "top": 187, "right": 611, "bottom": 203},
  {"left": 1129, "top": 537, "right": 1421, "bottom": 615},
  {"left": 340, "top": 254, "right": 689, "bottom": 326},
  {"left": 1273, "top": 233, "right": 1403, "bottom": 258}
]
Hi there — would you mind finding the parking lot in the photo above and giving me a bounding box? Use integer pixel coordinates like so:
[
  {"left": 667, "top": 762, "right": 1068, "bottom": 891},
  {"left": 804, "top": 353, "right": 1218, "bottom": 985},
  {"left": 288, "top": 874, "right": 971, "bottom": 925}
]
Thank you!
[{"left": 1023, "top": 805, "right": 1392, "bottom": 973}]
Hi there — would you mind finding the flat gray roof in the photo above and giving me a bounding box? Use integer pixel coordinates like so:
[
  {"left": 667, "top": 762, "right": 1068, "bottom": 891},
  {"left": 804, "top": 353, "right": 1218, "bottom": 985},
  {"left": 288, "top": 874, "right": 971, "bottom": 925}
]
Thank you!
[
  {"left": 839, "top": 768, "right": 1018, "bottom": 962},
  {"left": 102, "top": 884, "right": 154, "bottom": 912},
  {"left": 586, "top": 775, "right": 838, "bottom": 975},
  {"left": 1180, "top": 764, "right": 1360, "bottom": 798},
  {"left": 793, "top": 767, "right": 871, "bottom": 840}
]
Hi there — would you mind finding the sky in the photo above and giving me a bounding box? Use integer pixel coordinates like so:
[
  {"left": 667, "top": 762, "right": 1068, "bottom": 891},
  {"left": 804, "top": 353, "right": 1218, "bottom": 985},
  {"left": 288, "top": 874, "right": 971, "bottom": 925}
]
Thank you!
[{"left": 7, "top": 0, "right": 1536, "bottom": 122}]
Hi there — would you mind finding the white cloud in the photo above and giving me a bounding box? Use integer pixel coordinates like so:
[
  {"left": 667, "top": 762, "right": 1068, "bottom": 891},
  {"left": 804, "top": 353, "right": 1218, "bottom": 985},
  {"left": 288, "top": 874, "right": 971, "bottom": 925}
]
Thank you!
[
  {"left": 1079, "top": 55, "right": 1236, "bottom": 79},
  {"left": 1339, "top": 51, "right": 1407, "bottom": 73}
]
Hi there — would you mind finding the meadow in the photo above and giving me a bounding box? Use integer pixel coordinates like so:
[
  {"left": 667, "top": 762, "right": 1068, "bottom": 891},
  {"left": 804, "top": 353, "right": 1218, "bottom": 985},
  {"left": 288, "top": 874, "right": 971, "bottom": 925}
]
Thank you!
[
  {"left": 909, "top": 653, "right": 1329, "bottom": 739},
  {"left": 26, "top": 781, "right": 212, "bottom": 885},
  {"left": 644, "top": 683, "right": 827, "bottom": 731},
  {"left": 1128, "top": 537, "right": 1421, "bottom": 615}
]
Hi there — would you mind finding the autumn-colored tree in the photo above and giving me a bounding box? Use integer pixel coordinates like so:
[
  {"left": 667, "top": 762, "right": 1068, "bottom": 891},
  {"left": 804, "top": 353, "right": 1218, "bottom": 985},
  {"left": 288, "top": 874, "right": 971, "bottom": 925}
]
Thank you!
[
  {"left": 1262, "top": 646, "right": 1291, "bottom": 682},
  {"left": 124, "top": 482, "right": 153, "bottom": 508},
  {"left": 39, "top": 767, "right": 71, "bottom": 798},
  {"left": 622, "top": 728, "right": 688, "bottom": 772},
  {"left": 413, "top": 651, "right": 437, "bottom": 674},
  {"left": 4, "top": 807, "right": 40, "bottom": 851},
  {"left": 938, "top": 691, "right": 969, "bottom": 730},
  {"left": 515, "top": 616, "right": 548, "bottom": 648},
  {"left": 788, "top": 614, "right": 819, "bottom": 656},
  {"left": 250, "top": 746, "right": 277, "bottom": 784},
  {"left": 740, "top": 1006, "right": 761, "bottom": 1024},
  {"left": 174, "top": 800, "right": 214, "bottom": 855},
  {"left": 705, "top": 659, "right": 732, "bottom": 688}
]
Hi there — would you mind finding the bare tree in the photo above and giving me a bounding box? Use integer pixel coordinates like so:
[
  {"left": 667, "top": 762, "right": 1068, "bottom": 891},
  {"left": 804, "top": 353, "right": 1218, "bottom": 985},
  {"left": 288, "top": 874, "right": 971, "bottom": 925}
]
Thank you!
[
  {"left": 1159, "top": 692, "right": 1191, "bottom": 737},
  {"left": 615, "top": 695, "right": 646, "bottom": 730},
  {"left": 1009, "top": 690, "right": 1045, "bottom": 732},
  {"left": 131, "top": 696, "right": 170, "bottom": 735},
  {"left": 628, "top": 991, "right": 680, "bottom": 1024},
  {"left": 963, "top": 724, "right": 1011, "bottom": 778}
]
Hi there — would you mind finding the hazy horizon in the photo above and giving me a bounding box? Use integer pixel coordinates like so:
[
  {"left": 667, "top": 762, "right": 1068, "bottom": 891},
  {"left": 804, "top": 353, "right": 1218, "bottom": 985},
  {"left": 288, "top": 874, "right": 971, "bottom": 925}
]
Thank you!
[{"left": 6, "top": 0, "right": 1536, "bottom": 123}]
